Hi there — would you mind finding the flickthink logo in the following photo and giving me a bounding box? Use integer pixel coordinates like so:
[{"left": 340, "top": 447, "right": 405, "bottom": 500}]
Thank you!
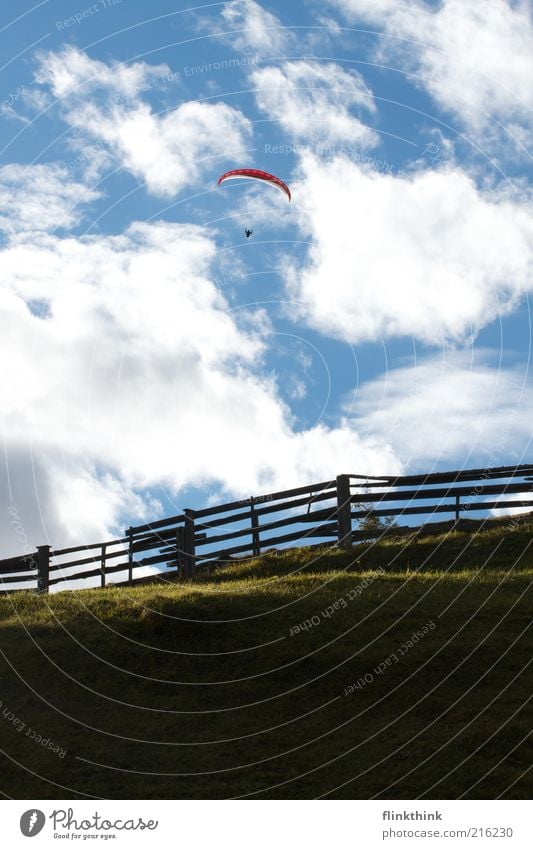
[{"left": 20, "top": 809, "right": 46, "bottom": 837}]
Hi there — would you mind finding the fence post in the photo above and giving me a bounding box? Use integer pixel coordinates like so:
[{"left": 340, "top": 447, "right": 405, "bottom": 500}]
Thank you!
[
  {"left": 184, "top": 509, "right": 196, "bottom": 579},
  {"left": 100, "top": 543, "right": 106, "bottom": 589},
  {"left": 37, "top": 545, "right": 50, "bottom": 594},
  {"left": 455, "top": 494, "right": 461, "bottom": 524},
  {"left": 250, "top": 497, "right": 261, "bottom": 556},
  {"left": 127, "top": 528, "right": 133, "bottom": 586},
  {"left": 175, "top": 526, "right": 185, "bottom": 577},
  {"left": 336, "top": 475, "right": 353, "bottom": 549}
]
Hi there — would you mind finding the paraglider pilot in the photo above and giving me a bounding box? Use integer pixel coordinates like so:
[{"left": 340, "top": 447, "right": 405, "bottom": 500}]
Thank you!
[{"left": 244, "top": 228, "right": 253, "bottom": 238}]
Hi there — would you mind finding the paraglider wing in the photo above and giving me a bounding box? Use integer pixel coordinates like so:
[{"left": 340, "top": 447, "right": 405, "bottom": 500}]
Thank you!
[{"left": 217, "top": 168, "right": 291, "bottom": 202}]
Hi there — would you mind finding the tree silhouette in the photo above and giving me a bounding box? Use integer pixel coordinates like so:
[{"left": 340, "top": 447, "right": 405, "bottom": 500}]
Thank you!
[{"left": 358, "top": 502, "right": 397, "bottom": 533}]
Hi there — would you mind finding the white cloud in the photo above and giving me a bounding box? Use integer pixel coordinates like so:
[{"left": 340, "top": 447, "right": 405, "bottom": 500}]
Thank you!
[
  {"left": 34, "top": 45, "right": 168, "bottom": 100},
  {"left": 2, "top": 446, "right": 157, "bottom": 554},
  {"left": 0, "top": 216, "right": 401, "bottom": 554},
  {"left": 34, "top": 48, "right": 253, "bottom": 197},
  {"left": 251, "top": 60, "right": 377, "bottom": 147},
  {"left": 286, "top": 153, "right": 533, "bottom": 345},
  {"left": 218, "top": 0, "right": 295, "bottom": 55},
  {"left": 65, "top": 98, "right": 253, "bottom": 197},
  {"left": 349, "top": 351, "right": 533, "bottom": 470},
  {"left": 0, "top": 163, "right": 100, "bottom": 235},
  {"left": 346, "top": 351, "right": 533, "bottom": 471},
  {"left": 203, "top": 1, "right": 341, "bottom": 57},
  {"left": 329, "top": 0, "right": 533, "bottom": 138}
]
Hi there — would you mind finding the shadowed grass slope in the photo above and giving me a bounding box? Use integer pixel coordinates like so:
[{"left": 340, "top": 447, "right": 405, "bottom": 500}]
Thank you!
[{"left": 0, "top": 523, "right": 531, "bottom": 799}]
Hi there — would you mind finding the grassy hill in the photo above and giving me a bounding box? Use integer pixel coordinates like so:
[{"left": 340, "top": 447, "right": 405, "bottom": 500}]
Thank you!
[{"left": 0, "top": 523, "right": 531, "bottom": 799}]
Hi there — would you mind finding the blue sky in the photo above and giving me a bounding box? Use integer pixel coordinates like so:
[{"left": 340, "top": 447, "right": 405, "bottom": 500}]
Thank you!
[{"left": 1, "top": 0, "right": 533, "bottom": 554}]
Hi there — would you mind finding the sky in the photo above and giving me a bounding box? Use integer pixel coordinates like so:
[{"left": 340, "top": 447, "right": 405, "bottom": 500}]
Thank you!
[{"left": 1, "top": 0, "right": 532, "bottom": 556}]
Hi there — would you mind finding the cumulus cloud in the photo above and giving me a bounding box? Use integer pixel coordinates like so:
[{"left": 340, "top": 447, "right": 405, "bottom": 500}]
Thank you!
[
  {"left": 349, "top": 350, "right": 533, "bottom": 469},
  {"left": 286, "top": 153, "right": 533, "bottom": 345},
  {"left": 0, "top": 212, "right": 401, "bottom": 554},
  {"left": 34, "top": 45, "right": 168, "bottom": 100},
  {"left": 34, "top": 47, "right": 253, "bottom": 197},
  {"left": 63, "top": 99, "right": 253, "bottom": 197},
  {"left": 328, "top": 0, "right": 533, "bottom": 140},
  {"left": 216, "top": 0, "right": 295, "bottom": 55},
  {"left": 2, "top": 446, "right": 157, "bottom": 554},
  {"left": 202, "top": 1, "right": 341, "bottom": 57},
  {"left": 0, "top": 163, "right": 100, "bottom": 235},
  {"left": 251, "top": 60, "right": 377, "bottom": 147}
]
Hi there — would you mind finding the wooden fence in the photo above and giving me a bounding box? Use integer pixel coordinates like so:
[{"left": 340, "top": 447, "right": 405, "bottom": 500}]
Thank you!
[{"left": 1, "top": 463, "right": 532, "bottom": 594}]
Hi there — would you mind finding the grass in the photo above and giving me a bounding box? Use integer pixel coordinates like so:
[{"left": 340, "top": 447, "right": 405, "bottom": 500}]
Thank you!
[{"left": 0, "top": 522, "right": 531, "bottom": 799}]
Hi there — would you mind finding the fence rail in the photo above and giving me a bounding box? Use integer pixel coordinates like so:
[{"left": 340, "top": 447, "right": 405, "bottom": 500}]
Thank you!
[{"left": 1, "top": 464, "right": 532, "bottom": 594}]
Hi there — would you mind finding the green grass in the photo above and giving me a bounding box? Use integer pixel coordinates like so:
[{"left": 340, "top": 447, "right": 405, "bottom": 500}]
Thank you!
[{"left": 0, "top": 524, "right": 531, "bottom": 799}]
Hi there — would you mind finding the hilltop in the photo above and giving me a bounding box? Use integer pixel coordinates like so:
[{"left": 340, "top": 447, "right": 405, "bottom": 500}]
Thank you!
[{"left": 0, "top": 524, "right": 531, "bottom": 799}]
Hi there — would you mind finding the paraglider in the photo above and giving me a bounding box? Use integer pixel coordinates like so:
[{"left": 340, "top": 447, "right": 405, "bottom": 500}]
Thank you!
[
  {"left": 218, "top": 168, "right": 291, "bottom": 237},
  {"left": 217, "top": 168, "right": 291, "bottom": 202}
]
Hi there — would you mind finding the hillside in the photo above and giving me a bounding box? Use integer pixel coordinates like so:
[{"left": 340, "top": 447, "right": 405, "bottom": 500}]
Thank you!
[{"left": 0, "top": 525, "right": 531, "bottom": 799}]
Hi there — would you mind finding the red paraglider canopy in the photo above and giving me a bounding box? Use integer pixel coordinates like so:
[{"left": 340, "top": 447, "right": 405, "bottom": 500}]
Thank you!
[{"left": 217, "top": 168, "right": 291, "bottom": 201}]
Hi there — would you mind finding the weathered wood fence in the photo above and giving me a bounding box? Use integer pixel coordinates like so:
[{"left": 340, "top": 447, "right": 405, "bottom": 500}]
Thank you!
[{"left": 1, "top": 464, "right": 532, "bottom": 594}]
